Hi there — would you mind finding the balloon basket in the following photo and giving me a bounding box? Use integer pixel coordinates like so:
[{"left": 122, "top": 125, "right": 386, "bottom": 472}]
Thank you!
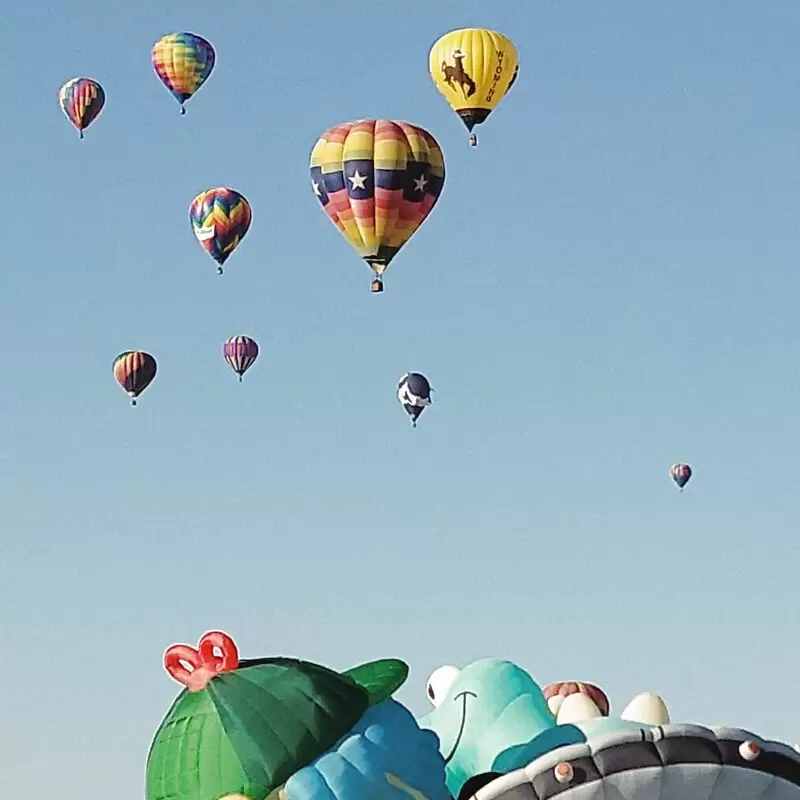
[{"left": 370, "top": 278, "right": 384, "bottom": 293}]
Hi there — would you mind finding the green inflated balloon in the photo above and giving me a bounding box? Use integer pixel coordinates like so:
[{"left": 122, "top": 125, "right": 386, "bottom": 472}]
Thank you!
[{"left": 146, "top": 656, "right": 408, "bottom": 800}]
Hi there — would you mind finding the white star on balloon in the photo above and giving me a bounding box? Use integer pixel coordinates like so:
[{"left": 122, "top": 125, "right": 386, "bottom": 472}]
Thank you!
[
  {"left": 312, "top": 181, "right": 322, "bottom": 196},
  {"left": 348, "top": 171, "right": 368, "bottom": 189},
  {"left": 413, "top": 174, "right": 428, "bottom": 192}
]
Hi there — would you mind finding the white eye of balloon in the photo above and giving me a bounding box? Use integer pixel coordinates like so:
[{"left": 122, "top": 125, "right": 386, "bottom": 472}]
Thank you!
[{"left": 426, "top": 665, "right": 460, "bottom": 708}]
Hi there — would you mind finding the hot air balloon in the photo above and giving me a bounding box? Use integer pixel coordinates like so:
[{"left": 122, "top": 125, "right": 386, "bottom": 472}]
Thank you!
[
  {"left": 398, "top": 372, "right": 432, "bottom": 427},
  {"left": 223, "top": 336, "right": 259, "bottom": 382},
  {"left": 152, "top": 32, "right": 215, "bottom": 114},
  {"left": 429, "top": 28, "right": 519, "bottom": 147},
  {"left": 113, "top": 351, "right": 157, "bottom": 406},
  {"left": 189, "top": 188, "right": 252, "bottom": 274},
  {"left": 309, "top": 119, "right": 445, "bottom": 293},
  {"left": 670, "top": 463, "right": 692, "bottom": 491},
  {"left": 58, "top": 77, "right": 105, "bottom": 139}
]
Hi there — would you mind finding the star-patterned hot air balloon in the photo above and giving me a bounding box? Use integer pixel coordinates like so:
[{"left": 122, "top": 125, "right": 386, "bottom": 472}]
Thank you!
[
  {"left": 113, "top": 351, "right": 157, "bottom": 406},
  {"left": 189, "top": 188, "right": 252, "bottom": 274},
  {"left": 152, "top": 32, "right": 215, "bottom": 114},
  {"left": 309, "top": 119, "right": 445, "bottom": 293},
  {"left": 58, "top": 77, "right": 105, "bottom": 139}
]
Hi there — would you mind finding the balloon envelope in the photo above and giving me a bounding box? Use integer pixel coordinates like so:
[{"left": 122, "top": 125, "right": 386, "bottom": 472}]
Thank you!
[
  {"left": 152, "top": 32, "right": 215, "bottom": 111},
  {"left": 189, "top": 188, "right": 252, "bottom": 273},
  {"left": 398, "top": 372, "right": 432, "bottom": 426},
  {"left": 223, "top": 336, "right": 259, "bottom": 380},
  {"left": 309, "top": 119, "right": 445, "bottom": 290},
  {"left": 669, "top": 463, "right": 692, "bottom": 489},
  {"left": 113, "top": 351, "right": 157, "bottom": 403},
  {"left": 429, "top": 28, "right": 519, "bottom": 136},
  {"left": 59, "top": 77, "right": 105, "bottom": 137}
]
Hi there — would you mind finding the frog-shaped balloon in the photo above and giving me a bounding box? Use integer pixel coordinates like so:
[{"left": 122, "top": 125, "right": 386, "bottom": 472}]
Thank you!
[{"left": 419, "top": 659, "right": 800, "bottom": 800}]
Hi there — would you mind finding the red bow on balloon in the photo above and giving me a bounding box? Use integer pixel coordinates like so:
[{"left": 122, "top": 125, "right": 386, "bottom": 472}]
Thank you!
[{"left": 163, "top": 630, "right": 239, "bottom": 692}]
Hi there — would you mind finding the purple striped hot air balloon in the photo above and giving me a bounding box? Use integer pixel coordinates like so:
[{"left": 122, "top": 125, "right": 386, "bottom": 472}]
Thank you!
[{"left": 223, "top": 336, "right": 259, "bottom": 382}]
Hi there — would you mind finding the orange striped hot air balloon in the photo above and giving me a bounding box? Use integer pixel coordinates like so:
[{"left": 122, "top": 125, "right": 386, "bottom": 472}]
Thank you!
[{"left": 113, "top": 351, "right": 157, "bottom": 406}]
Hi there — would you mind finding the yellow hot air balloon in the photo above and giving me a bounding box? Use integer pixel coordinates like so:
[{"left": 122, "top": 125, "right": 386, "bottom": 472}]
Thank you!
[{"left": 429, "top": 28, "right": 519, "bottom": 147}]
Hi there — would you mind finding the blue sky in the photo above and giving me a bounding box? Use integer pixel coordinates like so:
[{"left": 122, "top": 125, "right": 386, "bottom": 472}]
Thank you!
[{"left": 2, "top": 0, "right": 800, "bottom": 796}]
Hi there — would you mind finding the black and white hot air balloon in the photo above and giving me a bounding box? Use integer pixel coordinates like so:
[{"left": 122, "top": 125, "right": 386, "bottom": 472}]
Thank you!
[{"left": 397, "top": 372, "right": 432, "bottom": 428}]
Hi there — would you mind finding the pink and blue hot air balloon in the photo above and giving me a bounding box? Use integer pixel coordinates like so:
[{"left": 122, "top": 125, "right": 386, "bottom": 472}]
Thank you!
[
  {"left": 669, "top": 463, "right": 692, "bottom": 491},
  {"left": 223, "top": 336, "right": 259, "bottom": 382}
]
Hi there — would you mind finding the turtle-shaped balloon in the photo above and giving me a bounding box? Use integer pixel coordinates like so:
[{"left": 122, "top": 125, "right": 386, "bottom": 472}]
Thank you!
[{"left": 146, "top": 631, "right": 450, "bottom": 800}]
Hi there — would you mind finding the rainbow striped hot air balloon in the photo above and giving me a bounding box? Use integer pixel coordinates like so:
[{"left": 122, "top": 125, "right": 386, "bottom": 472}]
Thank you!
[
  {"left": 189, "top": 188, "right": 252, "bottom": 275},
  {"left": 309, "top": 119, "right": 445, "bottom": 293},
  {"left": 113, "top": 351, "right": 157, "bottom": 406},
  {"left": 152, "top": 32, "right": 215, "bottom": 114},
  {"left": 58, "top": 77, "right": 105, "bottom": 139},
  {"left": 223, "top": 336, "right": 259, "bottom": 382}
]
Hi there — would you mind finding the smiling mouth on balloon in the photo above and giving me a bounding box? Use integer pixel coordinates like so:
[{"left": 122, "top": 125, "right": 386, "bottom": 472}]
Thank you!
[
  {"left": 444, "top": 690, "right": 506, "bottom": 800},
  {"left": 444, "top": 690, "right": 477, "bottom": 766}
]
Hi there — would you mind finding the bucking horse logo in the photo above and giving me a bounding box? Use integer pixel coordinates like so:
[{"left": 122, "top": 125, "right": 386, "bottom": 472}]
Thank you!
[{"left": 441, "top": 49, "right": 476, "bottom": 98}]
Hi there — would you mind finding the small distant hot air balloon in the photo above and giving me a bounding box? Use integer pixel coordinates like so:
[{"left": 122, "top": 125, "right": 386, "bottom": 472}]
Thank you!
[
  {"left": 113, "top": 351, "right": 157, "bottom": 406},
  {"left": 58, "top": 77, "right": 105, "bottom": 139},
  {"left": 398, "top": 372, "right": 432, "bottom": 427},
  {"left": 189, "top": 188, "right": 252, "bottom": 274},
  {"left": 429, "top": 28, "right": 519, "bottom": 147},
  {"left": 223, "top": 336, "right": 259, "bottom": 382},
  {"left": 309, "top": 119, "right": 445, "bottom": 293},
  {"left": 152, "top": 32, "right": 215, "bottom": 114},
  {"left": 670, "top": 463, "right": 692, "bottom": 491}
]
